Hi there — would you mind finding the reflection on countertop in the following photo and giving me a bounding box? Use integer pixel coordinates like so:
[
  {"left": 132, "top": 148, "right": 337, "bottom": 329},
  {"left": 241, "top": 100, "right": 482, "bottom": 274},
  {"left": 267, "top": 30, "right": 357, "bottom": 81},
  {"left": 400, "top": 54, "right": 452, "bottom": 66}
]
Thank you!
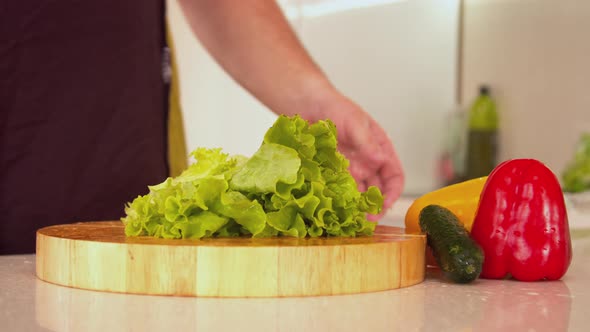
[
  {"left": 29, "top": 266, "right": 581, "bottom": 332},
  {"left": 2, "top": 201, "right": 590, "bottom": 332}
]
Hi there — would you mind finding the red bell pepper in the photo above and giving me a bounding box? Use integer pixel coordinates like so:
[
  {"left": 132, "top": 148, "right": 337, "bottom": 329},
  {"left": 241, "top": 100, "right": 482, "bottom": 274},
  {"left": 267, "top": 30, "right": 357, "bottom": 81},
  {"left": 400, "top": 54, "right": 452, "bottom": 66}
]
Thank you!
[{"left": 471, "top": 159, "right": 572, "bottom": 281}]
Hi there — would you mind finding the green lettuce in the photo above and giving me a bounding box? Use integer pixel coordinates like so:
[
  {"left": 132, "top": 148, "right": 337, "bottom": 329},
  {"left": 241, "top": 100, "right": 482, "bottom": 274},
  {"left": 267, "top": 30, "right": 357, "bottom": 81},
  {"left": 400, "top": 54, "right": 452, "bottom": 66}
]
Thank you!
[
  {"left": 562, "top": 133, "right": 590, "bottom": 193},
  {"left": 122, "top": 115, "right": 383, "bottom": 239}
]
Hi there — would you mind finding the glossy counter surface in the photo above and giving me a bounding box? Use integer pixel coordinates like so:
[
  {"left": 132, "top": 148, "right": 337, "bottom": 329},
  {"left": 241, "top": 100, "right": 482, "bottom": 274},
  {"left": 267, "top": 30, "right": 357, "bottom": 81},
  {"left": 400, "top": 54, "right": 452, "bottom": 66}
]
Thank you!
[{"left": 2, "top": 199, "right": 589, "bottom": 332}]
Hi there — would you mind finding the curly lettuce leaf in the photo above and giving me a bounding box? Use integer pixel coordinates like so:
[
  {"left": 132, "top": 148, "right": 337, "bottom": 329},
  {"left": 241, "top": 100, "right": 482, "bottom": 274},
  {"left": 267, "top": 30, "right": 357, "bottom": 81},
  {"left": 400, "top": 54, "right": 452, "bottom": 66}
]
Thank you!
[
  {"left": 122, "top": 115, "right": 383, "bottom": 239},
  {"left": 122, "top": 148, "right": 246, "bottom": 239},
  {"left": 267, "top": 205, "right": 307, "bottom": 237},
  {"left": 174, "top": 212, "right": 229, "bottom": 239},
  {"left": 211, "top": 191, "right": 267, "bottom": 235},
  {"left": 230, "top": 143, "right": 301, "bottom": 194}
]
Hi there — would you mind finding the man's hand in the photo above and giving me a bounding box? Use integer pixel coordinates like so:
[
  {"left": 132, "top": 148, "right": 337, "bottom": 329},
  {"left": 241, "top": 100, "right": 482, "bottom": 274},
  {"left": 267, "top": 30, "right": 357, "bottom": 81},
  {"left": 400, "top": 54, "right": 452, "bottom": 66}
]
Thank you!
[
  {"left": 301, "top": 93, "right": 404, "bottom": 217},
  {"left": 179, "top": 0, "right": 405, "bottom": 215}
]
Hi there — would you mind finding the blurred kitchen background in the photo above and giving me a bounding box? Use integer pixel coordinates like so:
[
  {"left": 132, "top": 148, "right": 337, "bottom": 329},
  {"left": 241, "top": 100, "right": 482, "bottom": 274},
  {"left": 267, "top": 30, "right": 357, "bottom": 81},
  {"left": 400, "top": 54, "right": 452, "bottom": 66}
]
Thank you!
[{"left": 167, "top": 0, "right": 590, "bottom": 196}]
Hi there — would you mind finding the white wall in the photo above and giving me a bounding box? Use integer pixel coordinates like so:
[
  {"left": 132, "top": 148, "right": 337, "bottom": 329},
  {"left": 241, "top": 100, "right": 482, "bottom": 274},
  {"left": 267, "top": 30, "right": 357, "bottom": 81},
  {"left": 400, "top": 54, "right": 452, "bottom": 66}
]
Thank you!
[
  {"left": 168, "top": 1, "right": 279, "bottom": 158},
  {"left": 168, "top": 0, "right": 460, "bottom": 195},
  {"left": 462, "top": 0, "right": 590, "bottom": 177}
]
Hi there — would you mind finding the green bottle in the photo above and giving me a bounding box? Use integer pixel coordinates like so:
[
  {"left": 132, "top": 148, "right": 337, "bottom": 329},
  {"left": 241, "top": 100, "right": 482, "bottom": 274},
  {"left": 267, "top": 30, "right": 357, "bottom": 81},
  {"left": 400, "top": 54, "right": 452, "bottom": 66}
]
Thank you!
[{"left": 464, "top": 85, "right": 498, "bottom": 180}]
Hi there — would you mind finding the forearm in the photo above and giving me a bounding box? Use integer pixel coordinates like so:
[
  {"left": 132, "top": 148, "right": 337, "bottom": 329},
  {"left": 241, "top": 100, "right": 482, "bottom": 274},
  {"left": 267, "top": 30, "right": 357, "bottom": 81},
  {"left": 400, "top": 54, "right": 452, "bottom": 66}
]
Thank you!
[{"left": 177, "top": 0, "right": 337, "bottom": 117}]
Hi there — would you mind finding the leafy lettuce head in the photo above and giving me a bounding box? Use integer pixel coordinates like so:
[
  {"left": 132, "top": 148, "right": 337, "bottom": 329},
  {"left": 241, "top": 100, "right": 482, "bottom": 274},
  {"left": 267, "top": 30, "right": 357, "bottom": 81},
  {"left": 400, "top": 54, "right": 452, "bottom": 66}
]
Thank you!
[{"left": 122, "top": 115, "right": 383, "bottom": 239}]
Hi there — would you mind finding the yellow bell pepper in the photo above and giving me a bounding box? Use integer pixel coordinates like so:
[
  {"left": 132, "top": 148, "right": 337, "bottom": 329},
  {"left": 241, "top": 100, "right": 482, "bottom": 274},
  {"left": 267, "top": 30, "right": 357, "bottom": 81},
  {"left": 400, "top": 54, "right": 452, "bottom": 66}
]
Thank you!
[{"left": 404, "top": 176, "right": 488, "bottom": 234}]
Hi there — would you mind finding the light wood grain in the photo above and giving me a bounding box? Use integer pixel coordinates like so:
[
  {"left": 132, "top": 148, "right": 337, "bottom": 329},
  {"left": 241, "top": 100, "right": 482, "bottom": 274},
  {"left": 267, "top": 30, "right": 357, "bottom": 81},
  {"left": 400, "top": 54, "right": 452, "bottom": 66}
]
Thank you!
[{"left": 36, "top": 221, "right": 426, "bottom": 297}]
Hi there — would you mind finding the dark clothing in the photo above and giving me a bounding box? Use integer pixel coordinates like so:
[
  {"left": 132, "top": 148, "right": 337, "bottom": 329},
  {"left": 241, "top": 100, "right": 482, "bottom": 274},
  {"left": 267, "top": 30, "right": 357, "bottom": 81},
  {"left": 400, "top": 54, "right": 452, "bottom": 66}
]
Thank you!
[{"left": 1, "top": 1, "right": 169, "bottom": 254}]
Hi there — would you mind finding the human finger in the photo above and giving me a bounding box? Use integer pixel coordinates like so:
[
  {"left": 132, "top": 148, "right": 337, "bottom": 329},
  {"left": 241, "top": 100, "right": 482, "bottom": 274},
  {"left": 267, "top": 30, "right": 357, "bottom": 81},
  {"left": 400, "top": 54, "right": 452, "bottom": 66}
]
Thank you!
[{"left": 374, "top": 149, "right": 404, "bottom": 209}]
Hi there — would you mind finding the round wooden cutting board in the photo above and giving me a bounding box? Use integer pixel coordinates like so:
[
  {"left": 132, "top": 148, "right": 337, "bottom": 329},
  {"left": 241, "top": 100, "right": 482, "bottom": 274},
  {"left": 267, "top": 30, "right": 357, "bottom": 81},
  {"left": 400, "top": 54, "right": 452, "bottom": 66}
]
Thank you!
[{"left": 36, "top": 222, "right": 426, "bottom": 297}]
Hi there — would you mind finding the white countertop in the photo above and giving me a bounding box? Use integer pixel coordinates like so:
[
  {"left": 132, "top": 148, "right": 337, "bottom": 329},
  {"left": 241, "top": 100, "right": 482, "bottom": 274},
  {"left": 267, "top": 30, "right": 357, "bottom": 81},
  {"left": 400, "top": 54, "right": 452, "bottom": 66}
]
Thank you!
[{"left": 2, "top": 198, "right": 590, "bottom": 332}]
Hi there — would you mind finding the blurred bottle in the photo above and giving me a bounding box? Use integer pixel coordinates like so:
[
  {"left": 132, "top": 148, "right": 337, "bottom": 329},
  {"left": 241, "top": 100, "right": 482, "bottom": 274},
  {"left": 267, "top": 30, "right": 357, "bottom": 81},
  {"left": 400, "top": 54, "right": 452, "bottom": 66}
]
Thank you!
[
  {"left": 464, "top": 85, "right": 498, "bottom": 180},
  {"left": 438, "top": 110, "right": 468, "bottom": 186}
]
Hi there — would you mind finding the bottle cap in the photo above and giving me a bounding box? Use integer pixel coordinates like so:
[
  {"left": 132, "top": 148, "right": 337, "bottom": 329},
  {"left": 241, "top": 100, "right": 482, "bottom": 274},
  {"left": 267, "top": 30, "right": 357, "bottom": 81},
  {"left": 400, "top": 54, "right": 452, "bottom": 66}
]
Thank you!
[{"left": 479, "top": 85, "right": 490, "bottom": 95}]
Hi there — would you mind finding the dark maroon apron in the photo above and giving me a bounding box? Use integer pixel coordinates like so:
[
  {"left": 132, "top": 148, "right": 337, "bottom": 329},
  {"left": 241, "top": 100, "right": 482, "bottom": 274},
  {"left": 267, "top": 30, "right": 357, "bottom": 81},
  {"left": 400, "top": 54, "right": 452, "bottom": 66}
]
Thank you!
[{"left": 0, "top": 1, "right": 169, "bottom": 254}]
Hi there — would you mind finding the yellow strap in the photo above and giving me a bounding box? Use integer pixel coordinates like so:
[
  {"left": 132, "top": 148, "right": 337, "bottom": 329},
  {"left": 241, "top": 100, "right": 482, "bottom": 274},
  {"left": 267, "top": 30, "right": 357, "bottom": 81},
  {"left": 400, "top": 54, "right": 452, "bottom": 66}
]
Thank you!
[{"left": 166, "top": 21, "right": 188, "bottom": 177}]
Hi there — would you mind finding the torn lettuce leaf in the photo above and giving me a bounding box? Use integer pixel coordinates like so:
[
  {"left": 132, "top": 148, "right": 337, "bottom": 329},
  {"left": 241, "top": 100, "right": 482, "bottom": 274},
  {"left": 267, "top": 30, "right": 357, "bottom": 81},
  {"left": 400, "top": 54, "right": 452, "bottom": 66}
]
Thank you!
[
  {"left": 230, "top": 143, "right": 301, "bottom": 194},
  {"left": 122, "top": 115, "right": 383, "bottom": 239}
]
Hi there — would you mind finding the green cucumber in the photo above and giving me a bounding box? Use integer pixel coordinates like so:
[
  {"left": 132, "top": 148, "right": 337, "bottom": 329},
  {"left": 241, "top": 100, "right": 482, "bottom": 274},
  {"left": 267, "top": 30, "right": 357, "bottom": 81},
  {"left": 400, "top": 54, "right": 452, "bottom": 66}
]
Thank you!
[{"left": 419, "top": 204, "right": 484, "bottom": 283}]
